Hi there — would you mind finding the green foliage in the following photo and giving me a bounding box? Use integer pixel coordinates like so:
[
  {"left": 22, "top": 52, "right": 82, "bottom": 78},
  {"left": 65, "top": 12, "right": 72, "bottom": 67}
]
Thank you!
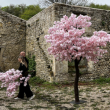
[
  {"left": 29, "top": 76, "right": 46, "bottom": 86},
  {"left": 2, "top": 2, "right": 110, "bottom": 21},
  {"left": 52, "top": 82, "right": 59, "bottom": 86},
  {"left": 42, "top": 82, "right": 58, "bottom": 90},
  {"left": 27, "top": 55, "right": 36, "bottom": 77},
  {"left": 29, "top": 77, "right": 59, "bottom": 88},
  {"left": 1, "top": 4, "right": 43, "bottom": 20},
  {"left": 93, "top": 77, "right": 110, "bottom": 84},
  {"left": 101, "top": 21, "right": 105, "bottom": 26},
  {"left": 20, "top": 5, "right": 43, "bottom": 20},
  {"left": 1, "top": 4, "right": 26, "bottom": 17},
  {"left": 68, "top": 61, "right": 75, "bottom": 66},
  {"left": 88, "top": 3, "right": 110, "bottom": 10}
]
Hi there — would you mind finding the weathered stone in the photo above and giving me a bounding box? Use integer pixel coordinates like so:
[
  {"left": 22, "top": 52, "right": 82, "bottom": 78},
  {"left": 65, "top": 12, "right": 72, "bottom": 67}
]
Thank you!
[
  {"left": 0, "top": 10, "right": 26, "bottom": 71},
  {"left": 1, "top": 3, "right": 110, "bottom": 82},
  {"left": 25, "top": 3, "right": 110, "bottom": 82}
]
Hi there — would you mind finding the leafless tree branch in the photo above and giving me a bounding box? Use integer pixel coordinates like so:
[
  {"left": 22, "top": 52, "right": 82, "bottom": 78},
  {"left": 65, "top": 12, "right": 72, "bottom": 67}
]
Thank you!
[{"left": 39, "top": 0, "right": 90, "bottom": 7}]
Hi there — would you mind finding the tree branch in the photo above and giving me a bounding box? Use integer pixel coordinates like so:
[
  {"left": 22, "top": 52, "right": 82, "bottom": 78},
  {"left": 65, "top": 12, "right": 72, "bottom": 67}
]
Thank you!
[{"left": 77, "top": 56, "right": 82, "bottom": 64}]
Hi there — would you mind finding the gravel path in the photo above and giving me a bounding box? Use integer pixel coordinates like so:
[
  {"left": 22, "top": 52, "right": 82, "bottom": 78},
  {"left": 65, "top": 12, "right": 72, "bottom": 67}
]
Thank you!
[{"left": 0, "top": 84, "right": 110, "bottom": 110}]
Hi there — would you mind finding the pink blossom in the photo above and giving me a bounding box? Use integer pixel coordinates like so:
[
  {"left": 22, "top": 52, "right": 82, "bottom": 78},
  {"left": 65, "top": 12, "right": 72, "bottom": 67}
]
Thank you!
[
  {"left": 44, "top": 13, "right": 110, "bottom": 63},
  {"left": 0, "top": 69, "right": 31, "bottom": 97}
]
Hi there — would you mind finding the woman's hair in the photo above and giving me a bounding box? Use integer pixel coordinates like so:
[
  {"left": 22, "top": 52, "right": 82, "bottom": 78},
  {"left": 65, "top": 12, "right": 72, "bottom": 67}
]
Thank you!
[{"left": 18, "top": 56, "right": 27, "bottom": 68}]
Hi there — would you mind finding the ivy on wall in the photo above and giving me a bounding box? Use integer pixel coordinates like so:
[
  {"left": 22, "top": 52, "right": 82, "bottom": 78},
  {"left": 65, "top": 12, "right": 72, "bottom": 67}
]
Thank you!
[{"left": 27, "top": 55, "right": 36, "bottom": 77}]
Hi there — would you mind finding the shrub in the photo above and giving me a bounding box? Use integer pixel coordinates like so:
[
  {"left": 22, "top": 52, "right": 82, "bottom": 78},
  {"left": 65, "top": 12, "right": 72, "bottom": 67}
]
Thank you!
[{"left": 27, "top": 55, "right": 36, "bottom": 77}]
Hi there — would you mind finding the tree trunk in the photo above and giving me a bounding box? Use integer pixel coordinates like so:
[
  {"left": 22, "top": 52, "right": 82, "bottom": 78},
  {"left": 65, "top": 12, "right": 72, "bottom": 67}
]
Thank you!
[{"left": 74, "top": 59, "right": 80, "bottom": 102}]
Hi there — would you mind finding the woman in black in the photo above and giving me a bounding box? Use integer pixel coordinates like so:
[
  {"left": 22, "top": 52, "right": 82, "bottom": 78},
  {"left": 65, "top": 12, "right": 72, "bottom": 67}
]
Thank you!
[{"left": 14, "top": 56, "right": 35, "bottom": 100}]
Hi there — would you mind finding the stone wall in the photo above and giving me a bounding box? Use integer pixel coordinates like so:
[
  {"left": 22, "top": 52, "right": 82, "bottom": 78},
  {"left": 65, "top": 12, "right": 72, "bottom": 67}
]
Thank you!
[
  {"left": 53, "top": 3, "right": 110, "bottom": 82},
  {"left": 0, "top": 10, "right": 26, "bottom": 71},
  {"left": 26, "top": 5, "right": 55, "bottom": 81},
  {"left": 1, "top": 3, "right": 110, "bottom": 82},
  {"left": 26, "top": 3, "right": 110, "bottom": 82}
]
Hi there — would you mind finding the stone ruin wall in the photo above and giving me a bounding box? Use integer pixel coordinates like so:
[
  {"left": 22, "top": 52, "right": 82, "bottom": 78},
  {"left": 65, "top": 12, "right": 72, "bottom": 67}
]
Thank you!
[
  {"left": 53, "top": 3, "right": 110, "bottom": 82},
  {"left": 26, "top": 3, "right": 110, "bottom": 82},
  {"left": 1, "top": 3, "right": 110, "bottom": 82},
  {"left": 26, "top": 5, "right": 55, "bottom": 81},
  {"left": 0, "top": 10, "right": 26, "bottom": 71}
]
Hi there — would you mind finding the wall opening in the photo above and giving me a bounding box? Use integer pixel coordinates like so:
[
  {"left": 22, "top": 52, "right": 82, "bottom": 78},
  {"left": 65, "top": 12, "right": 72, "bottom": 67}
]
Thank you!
[
  {"left": 70, "top": 10, "right": 87, "bottom": 16},
  {"left": 68, "top": 58, "right": 88, "bottom": 75}
]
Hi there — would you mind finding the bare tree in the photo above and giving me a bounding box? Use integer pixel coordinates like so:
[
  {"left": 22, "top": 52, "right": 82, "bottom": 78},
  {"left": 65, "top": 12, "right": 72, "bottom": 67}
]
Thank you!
[{"left": 39, "top": 0, "right": 90, "bottom": 7}]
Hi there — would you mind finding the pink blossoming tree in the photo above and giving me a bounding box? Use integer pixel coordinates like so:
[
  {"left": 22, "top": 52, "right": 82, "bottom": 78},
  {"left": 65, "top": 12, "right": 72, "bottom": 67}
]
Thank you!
[
  {"left": 0, "top": 69, "right": 31, "bottom": 97},
  {"left": 44, "top": 13, "right": 110, "bottom": 102}
]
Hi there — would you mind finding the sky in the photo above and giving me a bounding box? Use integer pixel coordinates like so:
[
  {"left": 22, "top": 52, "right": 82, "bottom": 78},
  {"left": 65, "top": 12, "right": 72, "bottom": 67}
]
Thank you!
[
  {"left": 0, "top": 0, "right": 40, "bottom": 7},
  {"left": 93, "top": 0, "right": 110, "bottom": 5},
  {"left": 0, "top": 0, "right": 110, "bottom": 7}
]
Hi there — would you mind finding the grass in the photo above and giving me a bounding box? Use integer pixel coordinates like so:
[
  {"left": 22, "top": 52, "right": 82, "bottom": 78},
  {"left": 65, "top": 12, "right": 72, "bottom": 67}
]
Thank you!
[
  {"left": 91, "top": 103, "right": 98, "bottom": 107},
  {"left": 79, "top": 89, "right": 84, "bottom": 92},
  {"left": 107, "top": 102, "right": 110, "bottom": 105},
  {"left": 29, "top": 76, "right": 46, "bottom": 86},
  {"left": 28, "top": 105, "right": 52, "bottom": 109},
  {"left": 63, "top": 87, "right": 68, "bottom": 93},
  {"left": 42, "top": 82, "right": 59, "bottom": 90},
  {"left": 97, "top": 97, "right": 101, "bottom": 99},
  {"left": 97, "top": 87, "right": 101, "bottom": 89},
  {"left": 85, "top": 88, "right": 92, "bottom": 91},
  {"left": 6, "top": 106, "right": 22, "bottom": 110},
  {"left": 74, "top": 104, "right": 80, "bottom": 108},
  {"left": 1, "top": 77, "right": 110, "bottom": 110},
  {"left": 103, "top": 95, "right": 109, "bottom": 97},
  {"left": 29, "top": 75, "right": 110, "bottom": 89},
  {"left": 29, "top": 76, "right": 76, "bottom": 91},
  {"left": 93, "top": 107, "right": 100, "bottom": 110},
  {"left": 86, "top": 95, "right": 90, "bottom": 97},
  {"left": 102, "top": 91, "right": 107, "bottom": 93},
  {"left": 29, "top": 76, "right": 61, "bottom": 89},
  {"left": 5, "top": 76, "right": 110, "bottom": 109},
  {"left": 93, "top": 77, "right": 110, "bottom": 84}
]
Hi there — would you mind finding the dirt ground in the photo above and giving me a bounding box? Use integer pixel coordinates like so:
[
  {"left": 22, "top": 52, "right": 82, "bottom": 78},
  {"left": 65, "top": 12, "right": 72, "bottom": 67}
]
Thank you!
[{"left": 0, "top": 82, "right": 110, "bottom": 110}]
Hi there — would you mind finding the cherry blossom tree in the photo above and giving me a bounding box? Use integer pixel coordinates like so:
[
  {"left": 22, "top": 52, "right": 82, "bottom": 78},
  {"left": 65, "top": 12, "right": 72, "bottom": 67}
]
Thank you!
[
  {"left": 0, "top": 69, "right": 31, "bottom": 97},
  {"left": 44, "top": 13, "right": 110, "bottom": 102}
]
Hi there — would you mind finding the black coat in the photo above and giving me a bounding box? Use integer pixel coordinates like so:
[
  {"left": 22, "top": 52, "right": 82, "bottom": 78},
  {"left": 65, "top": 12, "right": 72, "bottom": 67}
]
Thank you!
[
  {"left": 25, "top": 57, "right": 29, "bottom": 70},
  {"left": 19, "top": 63, "right": 28, "bottom": 76}
]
